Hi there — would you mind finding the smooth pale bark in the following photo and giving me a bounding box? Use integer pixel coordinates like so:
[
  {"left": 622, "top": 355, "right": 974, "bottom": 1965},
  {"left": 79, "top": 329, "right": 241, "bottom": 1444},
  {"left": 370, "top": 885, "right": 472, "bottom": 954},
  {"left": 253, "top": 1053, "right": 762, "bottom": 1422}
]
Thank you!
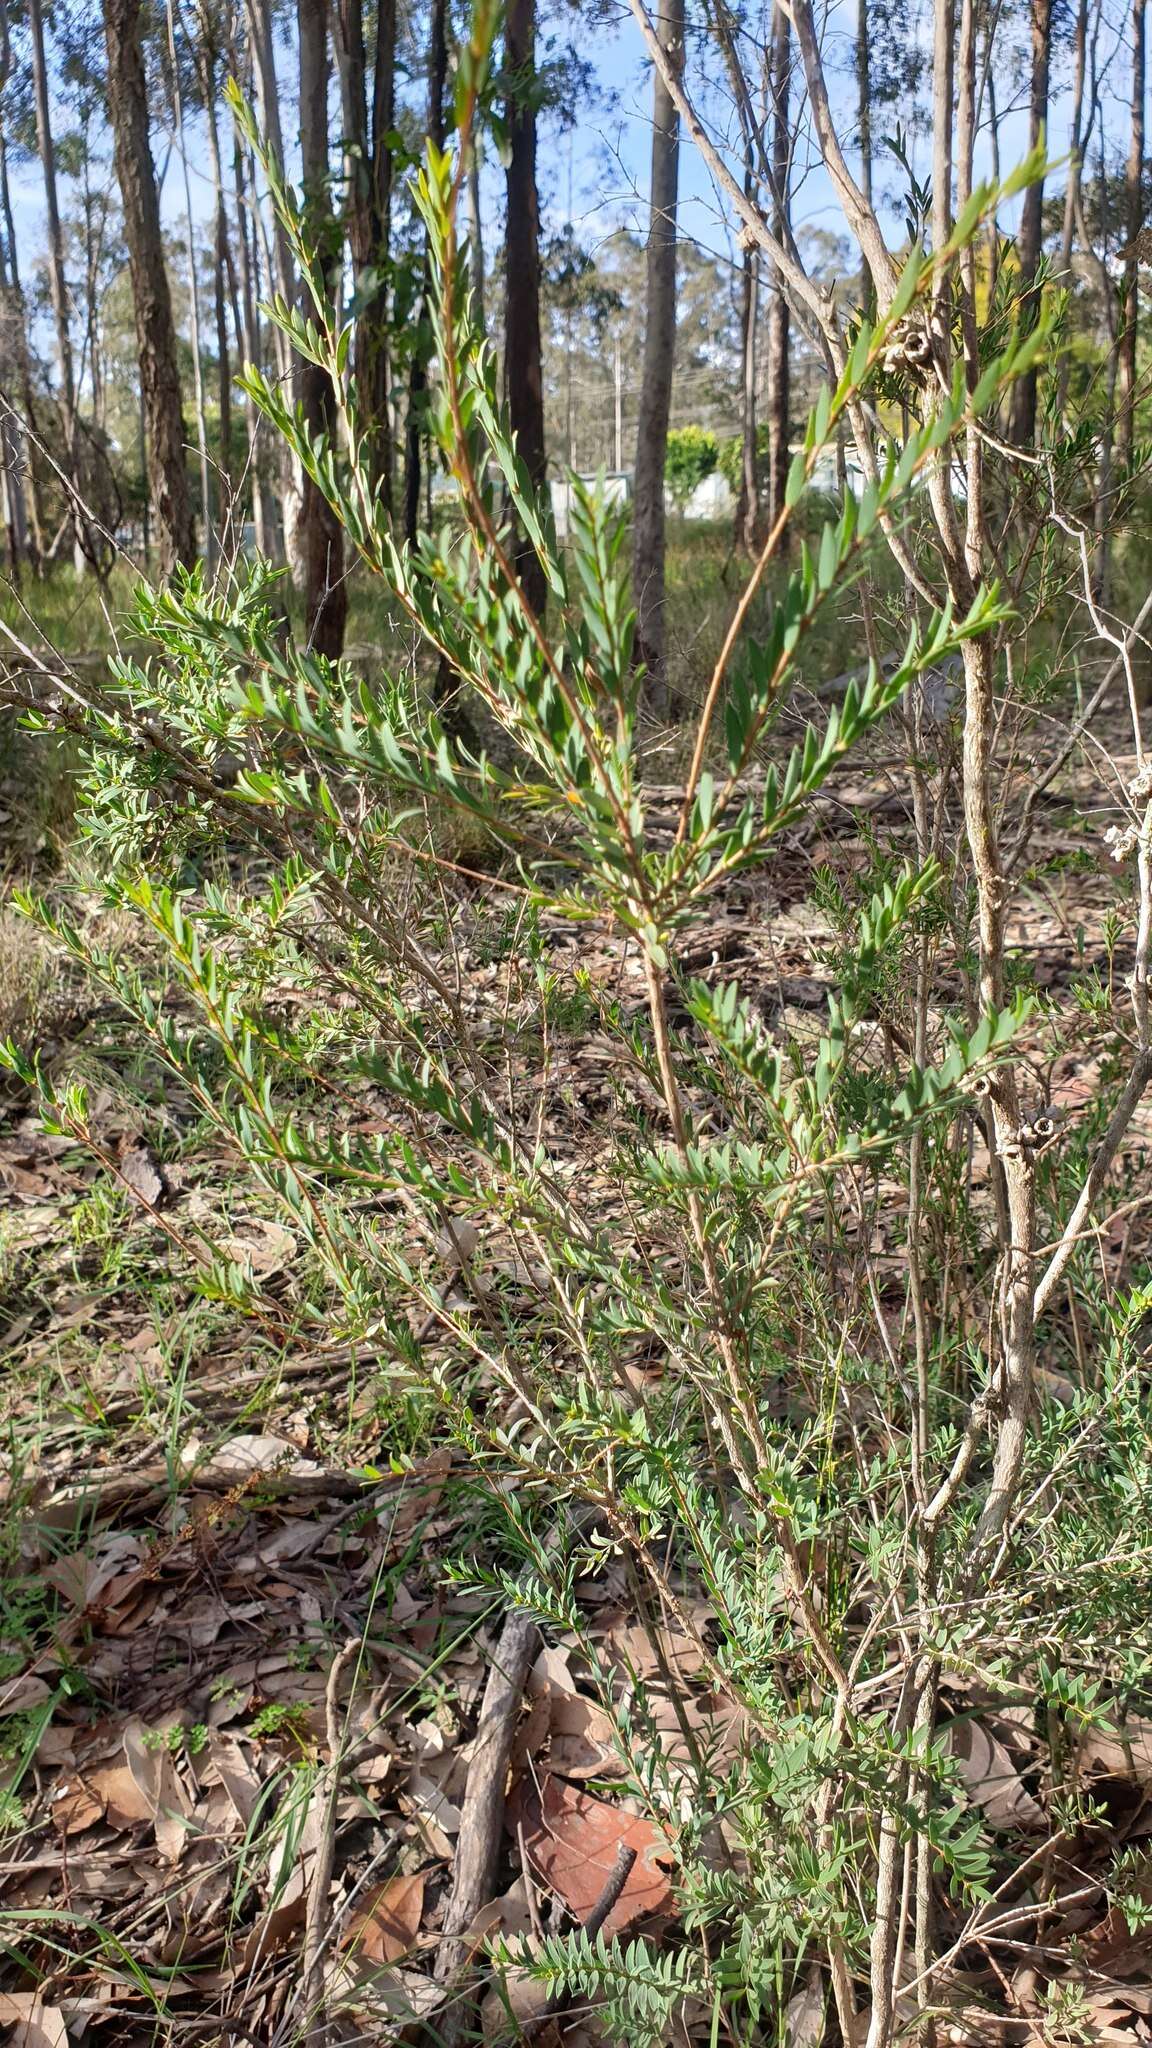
[
  {"left": 0, "top": 8, "right": 37, "bottom": 574},
  {"left": 404, "top": 0, "right": 448, "bottom": 545},
  {"left": 468, "top": 138, "right": 486, "bottom": 330},
  {"left": 856, "top": 0, "right": 873, "bottom": 310},
  {"left": 331, "top": 0, "right": 396, "bottom": 502},
  {"left": 503, "top": 0, "right": 548, "bottom": 613},
  {"left": 105, "top": 0, "right": 195, "bottom": 573},
  {"left": 166, "top": 0, "right": 214, "bottom": 571},
  {"left": 0, "top": 279, "right": 29, "bottom": 577},
  {"left": 26, "top": 0, "right": 85, "bottom": 569},
  {"left": 735, "top": 224, "right": 759, "bottom": 555},
  {"left": 196, "top": 21, "right": 236, "bottom": 516},
  {"left": 1055, "top": 0, "right": 1088, "bottom": 417},
  {"left": 228, "top": 58, "right": 277, "bottom": 563},
  {"left": 296, "top": 0, "right": 346, "bottom": 656},
  {"left": 1008, "top": 0, "right": 1053, "bottom": 445},
  {"left": 632, "top": 0, "right": 684, "bottom": 708},
  {"left": 765, "top": 2, "right": 790, "bottom": 532},
  {"left": 245, "top": 0, "right": 301, "bottom": 560},
  {"left": 1117, "top": 0, "right": 1146, "bottom": 468}
]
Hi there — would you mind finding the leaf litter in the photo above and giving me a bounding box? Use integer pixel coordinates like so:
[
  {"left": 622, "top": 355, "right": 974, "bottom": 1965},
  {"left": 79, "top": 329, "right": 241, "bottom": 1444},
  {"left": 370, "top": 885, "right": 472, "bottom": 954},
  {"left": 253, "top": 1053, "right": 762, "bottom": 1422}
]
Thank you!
[{"left": 5, "top": 750, "right": 1152, "bottom": 2042}]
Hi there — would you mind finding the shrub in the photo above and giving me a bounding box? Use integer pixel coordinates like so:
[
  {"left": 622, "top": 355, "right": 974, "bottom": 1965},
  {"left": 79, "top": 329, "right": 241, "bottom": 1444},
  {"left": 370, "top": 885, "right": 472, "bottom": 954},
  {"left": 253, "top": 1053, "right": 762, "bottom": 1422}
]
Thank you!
[
  {"left": 6, "top": 38, "right": 1152, "bottom": 2046},
  {"left": 664, "top": 423, "right": 719, "bottom": 506}
]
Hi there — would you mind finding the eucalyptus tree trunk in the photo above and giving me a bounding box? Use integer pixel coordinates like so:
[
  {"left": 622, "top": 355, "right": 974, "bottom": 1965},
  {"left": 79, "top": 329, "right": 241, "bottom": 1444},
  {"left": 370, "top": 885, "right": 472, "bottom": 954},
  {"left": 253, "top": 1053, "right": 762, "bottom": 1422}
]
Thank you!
[
  {"left": 468, "top": 136, "right": 486, "bottom": 331},
  {"left": 331, "top": 0, "right": 396, "bottom": 502},
  {"left": 1008, "top": 0, "right": 1053, "bottom": 445},
  {"left": 228, "top": 33, "right": 277, "bottom": 562},
  {"left": 1117, "top": 0, "right": 1146, "bottom": 469},
  {"left": 26, "top": 0, "right": 86, "bottom": 570},
  {"left": 196, "top": 19, "right": 236, "bottom": 519},
  {"left": 404, "top": 0, "right": 448, "bottom": 545},
  {"left": 0, "top": 5, "right": 39, "bottom": 574},
  {"left": 504, "top": 0, "right": 548, "bottom": 614},
  {"left": 735, "top": 221, "right": 759, "bottom": 556},
  {"left": 244, "top": 0, "right": 301, "bottom": 561},
  {"left": 166, "top": 0, "right": 214, "bottom": 573},
  {"left": 1055, "top": 0, "right": 1089, "bottom": 417},
  {"left": 105, "top": 0, "right": 196, "bottom": 573},
  {"left": 0, "top": 272, "right": 28, "bottom": 577},
  {"left": 857, "top": 0, "right": 873, "bottom": 311},
  {"left": 765, "top": 1, "right": 791, "bottom": 533},
  {"left": 296, "top": 0, "right": 346, "bottom": 656},
  {"left": 632, "top": 0, "right": 684, "bottom": 710}
]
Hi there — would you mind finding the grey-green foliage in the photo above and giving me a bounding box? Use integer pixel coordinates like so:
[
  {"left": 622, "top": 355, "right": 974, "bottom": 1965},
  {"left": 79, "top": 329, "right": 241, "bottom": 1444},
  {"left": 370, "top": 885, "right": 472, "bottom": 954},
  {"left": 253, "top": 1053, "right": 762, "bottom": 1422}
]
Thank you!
[{"left": 1, "top": 13, "right": 1099, "bottom": 2030}]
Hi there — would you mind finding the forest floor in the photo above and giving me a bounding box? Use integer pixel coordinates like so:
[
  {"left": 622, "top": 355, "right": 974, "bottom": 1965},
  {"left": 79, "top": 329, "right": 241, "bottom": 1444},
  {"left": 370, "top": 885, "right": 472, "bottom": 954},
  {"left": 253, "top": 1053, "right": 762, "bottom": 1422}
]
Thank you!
[{"left": 4, "top": 551, "right": 1152, "bottom": 2046}]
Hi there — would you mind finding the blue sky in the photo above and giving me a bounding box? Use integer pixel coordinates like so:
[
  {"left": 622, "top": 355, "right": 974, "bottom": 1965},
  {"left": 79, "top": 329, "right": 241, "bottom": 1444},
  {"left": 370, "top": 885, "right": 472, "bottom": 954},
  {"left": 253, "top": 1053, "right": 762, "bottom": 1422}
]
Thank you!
[{"left": 5, "top": 0, "right": 1138, "bottom": 343}]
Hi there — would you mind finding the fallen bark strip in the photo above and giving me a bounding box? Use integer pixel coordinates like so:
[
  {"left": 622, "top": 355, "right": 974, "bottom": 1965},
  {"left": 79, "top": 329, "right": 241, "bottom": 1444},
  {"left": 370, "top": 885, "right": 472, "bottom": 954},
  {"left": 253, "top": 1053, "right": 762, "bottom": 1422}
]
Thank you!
[{"left": 434, "top": 1608, "right": 541, "bottom": 2038}]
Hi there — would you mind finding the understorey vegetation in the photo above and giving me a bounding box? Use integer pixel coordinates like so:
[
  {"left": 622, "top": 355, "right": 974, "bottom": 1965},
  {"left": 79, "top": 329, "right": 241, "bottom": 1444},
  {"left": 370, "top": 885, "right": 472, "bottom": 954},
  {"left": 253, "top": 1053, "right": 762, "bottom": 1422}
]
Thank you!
[{"left": 2, "top": 0, "right": 1152, "bottom": 2043}]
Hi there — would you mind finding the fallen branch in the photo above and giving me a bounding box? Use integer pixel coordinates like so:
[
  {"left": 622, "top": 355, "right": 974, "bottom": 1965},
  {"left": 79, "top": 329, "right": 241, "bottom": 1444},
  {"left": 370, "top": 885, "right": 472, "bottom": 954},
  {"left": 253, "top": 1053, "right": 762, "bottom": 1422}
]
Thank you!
[{"left": 434, "top": 1608, "right": 541, "bottom": 2036}]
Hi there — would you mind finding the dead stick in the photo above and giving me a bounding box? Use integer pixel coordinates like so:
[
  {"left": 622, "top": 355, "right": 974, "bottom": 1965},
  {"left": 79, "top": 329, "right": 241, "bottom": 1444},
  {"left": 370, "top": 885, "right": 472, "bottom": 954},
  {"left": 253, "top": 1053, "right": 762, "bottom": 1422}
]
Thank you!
[
  {"left": 301, "top": 1637, "right": 361, "bottom": 2036},
  {"left": 435, "top": 1607, "right": 540, "bottom": 2019},
  {"left": 580, "top": 1842, "right": 638, "bottom": 1941},
  {"left": 528, "top": 1843, "right": 640, "bottom": 2035}
]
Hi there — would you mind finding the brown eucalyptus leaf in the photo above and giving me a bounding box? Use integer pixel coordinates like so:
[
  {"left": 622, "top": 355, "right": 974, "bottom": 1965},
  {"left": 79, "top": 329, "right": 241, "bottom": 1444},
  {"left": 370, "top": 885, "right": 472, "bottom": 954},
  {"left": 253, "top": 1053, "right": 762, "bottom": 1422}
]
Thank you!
[
  {"left": 345, "top": 1870, "right": 426, "bottom": 1962},
  {"left": 508, "top": 1774, "right": 676, "bottom": 1936},
  {"left": 0, "top": 1996, "right": 68, "bottom": 2048},
  {"left": 117, "top": 1138, "right": 168, "bottom": 1210},
  {"left": 946, "top": 1719, "right": 1045, "bottom": 1831}
]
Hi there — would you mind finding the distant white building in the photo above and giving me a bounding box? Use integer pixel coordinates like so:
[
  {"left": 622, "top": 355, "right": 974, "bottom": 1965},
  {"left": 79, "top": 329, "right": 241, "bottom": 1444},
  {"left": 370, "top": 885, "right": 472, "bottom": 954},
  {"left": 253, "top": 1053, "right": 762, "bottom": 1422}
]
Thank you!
[
  {"left": 549, "top": 472, "right": 630, "bottom": 541},
  {"left": 681, "top": 470, "right": 734, "bottom": 521}
]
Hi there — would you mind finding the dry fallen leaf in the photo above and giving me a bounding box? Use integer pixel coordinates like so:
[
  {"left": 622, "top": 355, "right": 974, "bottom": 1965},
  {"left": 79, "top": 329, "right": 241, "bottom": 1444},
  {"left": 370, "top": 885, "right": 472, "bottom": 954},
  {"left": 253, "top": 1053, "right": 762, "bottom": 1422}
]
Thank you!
[
  {"left": 217, "top": 1215, "right": 297, "bottom": 1277},
  {"left": 345, "top": 1870, "right": 426, "bottom": 1962},
  {"left": 117, "top": 1137, "right": 168, "bottom": 1210},
  {"left": 946, "top": 1718, "right": 1045, "bottom": 1832},
  {"left": 466, "top": 1875, "right": 537, "bottom": 1946},
  {"left": 1079, "top": 1715, "right": 1152, "bottom": 1787},
  {"left": 785, "top": 1974, "right": 826, "bottom": 2046},
  {"left": 207, "top": 1732, "right": 261, "bottom": 1825},
  {"left": 509, "top": 1774, "right": 677, "bottom": 1936},
  {"left": 0, "top": 1673, "right": 53, "bottom": 1717},
  {"left": 87, "top": 1762, "right": 155, "bottom": 1830},
  {"left": 179, "top": 1433, "right": 325, "bottom": 1485},
  {"left": 0, "top": 1995, "right": 68, "bottom": 2048},
  {"left": 51, "top": 1776, "right": 104, "bottom": 1835}
]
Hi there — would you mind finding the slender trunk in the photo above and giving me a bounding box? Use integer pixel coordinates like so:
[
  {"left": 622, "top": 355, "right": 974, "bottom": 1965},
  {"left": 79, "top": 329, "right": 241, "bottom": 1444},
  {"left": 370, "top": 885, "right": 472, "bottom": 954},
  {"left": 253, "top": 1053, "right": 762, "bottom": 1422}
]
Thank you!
[
  {"left": 167, "top": 0, "right": 214, "bottom": 571},
  {"left": 986, "top": 59, "right": 1001, "bottom": 297},
  {"left": 245, "top": 0, "right": 301, "bottom": 561},
  {"left": 857, "top": 0, "right": 873, "bottom": 311},
  {"left": 198, "top": 26, "right": 236, "bottom": 516},
  {"left": 404, "top": 0, "right": 447, "bottom": 544},
  {"left": 297, "top": 0, "right": 346, "bottom": 655},
  {"left": 105, "top": 0, "right": 196, "bottom": 572},
  {"left": 504, "top": 0, "right": 547, "bottom": 608},
  {"left": 244, "top": 0, "right": 295, "bottom": 349},
  {"left": 27, "top": 0, "right": 85, "bottom": 570},
  {"left": 1094, "top": 131, "right": 1120, "bottom": 600},
  {"left": 735, "top": 225, "right": 759, "bottom": 554},
  {"left": 632, "top": 0, "right": 684, "bottom": 708},
  {"left": 1055, "top": 0, "right": 1089, "bottom": 418},
  {"left": 1009, "top": 0, "right": 1053, "bottom": 445},
  {"left": 765, "top": 2, "right": 790, "bottom": 533},
  {"left": 331, "top": 0, "right": 395, "bottom": 501},
  {"left": 230, "top": 89, "right": 277, "bottom": 561},
  {"left": 0, "top": 121, "right": 43, "bottom": 571},
  {"left": 1059, "top": 0, "right": 1089, "bottom": 285},
  {"left": 468, "top": 134, "right": 486, "bottom": 330},
  {"left": 1118, "top": 0, "right": 1146, "bottom": 469},
  {"left": 0, "top": 253, "right": 28, "bottom": 578}
]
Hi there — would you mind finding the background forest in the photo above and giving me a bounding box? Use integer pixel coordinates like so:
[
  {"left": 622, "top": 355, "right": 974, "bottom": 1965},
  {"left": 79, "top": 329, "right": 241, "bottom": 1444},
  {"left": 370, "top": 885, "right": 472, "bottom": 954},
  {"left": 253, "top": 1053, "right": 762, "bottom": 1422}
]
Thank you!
[{"left": 3, "top": 0, "right": 1152, "bottom": 2045}]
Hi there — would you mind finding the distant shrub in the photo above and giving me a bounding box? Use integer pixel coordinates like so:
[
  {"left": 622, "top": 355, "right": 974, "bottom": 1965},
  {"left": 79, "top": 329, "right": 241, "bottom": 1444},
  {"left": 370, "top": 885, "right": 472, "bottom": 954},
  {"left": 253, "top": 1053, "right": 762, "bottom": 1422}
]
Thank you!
[{"left": 664, "top": 424, "right": 718, "bottom": 505}]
